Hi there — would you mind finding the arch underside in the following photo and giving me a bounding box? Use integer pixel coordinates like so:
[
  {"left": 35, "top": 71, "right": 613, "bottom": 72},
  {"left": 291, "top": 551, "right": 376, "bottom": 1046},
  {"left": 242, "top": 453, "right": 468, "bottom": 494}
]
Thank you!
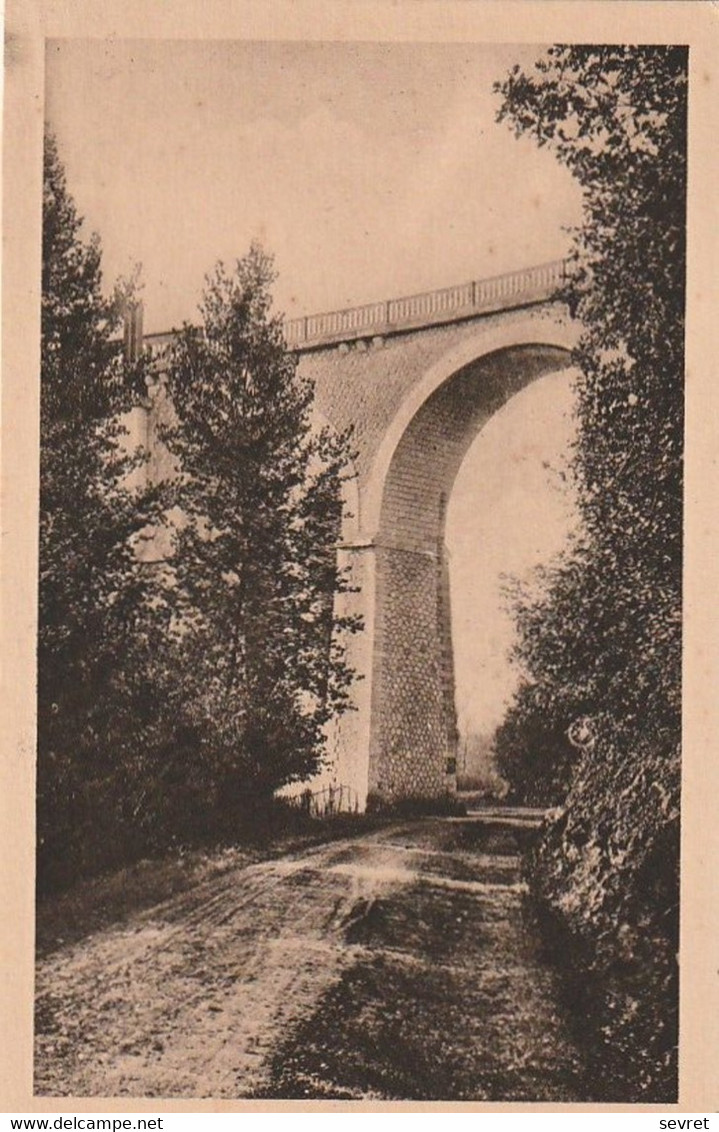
[{"left": 367, "top": 343, "right": 573, "bottom": 805}]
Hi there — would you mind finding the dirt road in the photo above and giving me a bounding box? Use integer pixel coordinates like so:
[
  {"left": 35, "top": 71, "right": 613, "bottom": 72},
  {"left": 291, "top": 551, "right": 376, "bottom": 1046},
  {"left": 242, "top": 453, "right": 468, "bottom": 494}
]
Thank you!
[{"left": 35, "top": 815, "right": 587, "bottom": 1100}]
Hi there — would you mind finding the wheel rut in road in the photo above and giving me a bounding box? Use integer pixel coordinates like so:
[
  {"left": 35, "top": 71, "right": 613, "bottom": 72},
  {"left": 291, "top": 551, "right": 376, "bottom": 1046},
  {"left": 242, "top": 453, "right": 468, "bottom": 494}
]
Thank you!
[{"left": 35, "top": 815, "right": 586, "bottom": 1100}]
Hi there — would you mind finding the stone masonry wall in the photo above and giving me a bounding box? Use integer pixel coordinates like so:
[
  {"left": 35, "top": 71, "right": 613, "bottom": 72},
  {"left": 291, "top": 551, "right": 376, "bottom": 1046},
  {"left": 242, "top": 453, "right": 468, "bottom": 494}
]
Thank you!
[
  {"left": 367, "top": 544, "right": 456, "bottom": 803},
  {"left": 298, "top": 302, "right": 573, "bottom": 534}
]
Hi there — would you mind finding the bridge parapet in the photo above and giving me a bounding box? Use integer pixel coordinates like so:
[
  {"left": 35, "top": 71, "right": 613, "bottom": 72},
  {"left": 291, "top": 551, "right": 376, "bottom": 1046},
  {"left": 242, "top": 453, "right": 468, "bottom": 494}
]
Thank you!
[
  {"left": 285, "top": 258, "right": 569, "bottom": 351},
  {"left": 136, "top": 259, "right": 569, "bottom": 360}
]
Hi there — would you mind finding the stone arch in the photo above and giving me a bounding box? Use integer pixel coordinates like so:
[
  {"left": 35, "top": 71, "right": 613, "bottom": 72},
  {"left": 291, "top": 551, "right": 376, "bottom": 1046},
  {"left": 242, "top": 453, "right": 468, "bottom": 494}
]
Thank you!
[
  {"left": 362, "top": 314, "right": 580, "bottom": 540},
  {"left": 363, "top": 321, "right": 579, "bottom": 806}
]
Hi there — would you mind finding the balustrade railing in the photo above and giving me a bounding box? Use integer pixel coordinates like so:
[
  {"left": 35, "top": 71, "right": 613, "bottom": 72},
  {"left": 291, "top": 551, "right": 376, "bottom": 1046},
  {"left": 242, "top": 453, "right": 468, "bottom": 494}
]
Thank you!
[
  {"left": 284, "top": 258, "right": 568, "bottom": 348},
  {"left": 125, "top": 259, "right": 569, "bottom": 360}
]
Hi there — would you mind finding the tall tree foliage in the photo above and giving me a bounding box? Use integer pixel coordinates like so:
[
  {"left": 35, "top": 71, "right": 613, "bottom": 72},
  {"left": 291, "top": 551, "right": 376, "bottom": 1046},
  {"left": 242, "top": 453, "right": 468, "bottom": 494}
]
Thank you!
[
  {"left": 38, "top": 133, "right": 161, "bottom": 887},
  {"left": 497, "top": 46, "right": 685, "bottom": 759},
  {"left": 496, "top": 48, "right": 686, "bottom": 1099},
  {"left": 162, "top": 248, "right": 358, "bottom": 812}
]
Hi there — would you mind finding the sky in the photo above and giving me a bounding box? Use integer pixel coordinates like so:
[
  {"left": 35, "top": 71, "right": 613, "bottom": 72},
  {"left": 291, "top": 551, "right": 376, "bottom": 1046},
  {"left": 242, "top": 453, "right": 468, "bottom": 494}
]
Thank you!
[
  {"left": 45, "top": 40, "right": 583, "bottom": 331},
  {"left": 45, "top": 39, "right": 583, "bottom": 736},
  {"left": 447, "top": 370, "right": 579, "bottom": 736}
]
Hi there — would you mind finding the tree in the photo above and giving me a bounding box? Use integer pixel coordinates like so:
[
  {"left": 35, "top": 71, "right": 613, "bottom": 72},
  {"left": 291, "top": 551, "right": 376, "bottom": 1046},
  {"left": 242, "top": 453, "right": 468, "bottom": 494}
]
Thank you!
[
  {"left": 38, "top": 133, "right": 163, "bottom": 887},
  {"left": 497, "top": 46, "right": 684, "bottom": 749},
  {"left": 162, "top": 247, "right": 358, "bottom": 816},
  {"left": 496, "top": 48, "right": 686, "bottom": 1100},
  {"left": 492, "top": 679, "right": 577, "bottom": 806}
]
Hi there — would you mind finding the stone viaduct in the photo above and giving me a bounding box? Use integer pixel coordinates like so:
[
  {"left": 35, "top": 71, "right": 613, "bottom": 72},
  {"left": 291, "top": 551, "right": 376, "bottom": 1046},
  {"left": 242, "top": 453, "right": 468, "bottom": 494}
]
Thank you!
[{"left": 134, "top": 260, "right": 580, "bottom": 811}]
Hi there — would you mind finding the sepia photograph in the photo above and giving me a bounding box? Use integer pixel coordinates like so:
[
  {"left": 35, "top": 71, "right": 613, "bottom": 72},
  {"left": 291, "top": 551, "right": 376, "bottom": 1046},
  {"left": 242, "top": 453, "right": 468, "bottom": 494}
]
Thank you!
[{"left": 2, "top": 0, "right": 718, "bottom": 1115}]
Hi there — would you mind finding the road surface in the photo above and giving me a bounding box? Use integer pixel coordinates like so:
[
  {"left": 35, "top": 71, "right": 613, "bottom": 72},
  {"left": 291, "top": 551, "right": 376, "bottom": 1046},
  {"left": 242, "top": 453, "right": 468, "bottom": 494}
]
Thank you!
[{"left": 35, "top": 814, "right": 587, "bottom": 1100}]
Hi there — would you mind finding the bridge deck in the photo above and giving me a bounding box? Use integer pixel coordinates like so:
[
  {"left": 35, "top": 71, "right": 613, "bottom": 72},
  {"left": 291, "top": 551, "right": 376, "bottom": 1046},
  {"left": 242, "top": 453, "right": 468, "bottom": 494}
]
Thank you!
[
  {"left": 284, "top": 258, "right": 568, "bottom": 351},
  {"left": 140, "top": 258, "right": 569, "bottom": 358}
]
